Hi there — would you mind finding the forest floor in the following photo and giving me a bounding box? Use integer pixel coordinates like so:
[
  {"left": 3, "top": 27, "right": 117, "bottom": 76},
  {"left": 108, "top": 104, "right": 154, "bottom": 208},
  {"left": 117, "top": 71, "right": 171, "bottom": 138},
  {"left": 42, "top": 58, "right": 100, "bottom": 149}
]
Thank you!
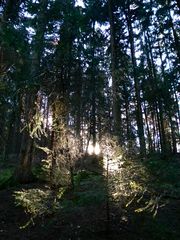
[
  {"left": 0, "top": 155, "right": 180, "bottom": 240},
  {"left": 0, "top": 183, "right": 180, "bottom": 239}
]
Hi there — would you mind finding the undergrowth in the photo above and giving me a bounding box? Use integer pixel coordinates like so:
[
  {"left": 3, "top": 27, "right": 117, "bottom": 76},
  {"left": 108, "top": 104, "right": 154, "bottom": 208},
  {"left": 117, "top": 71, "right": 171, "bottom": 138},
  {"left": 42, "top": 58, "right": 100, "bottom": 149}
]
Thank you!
[
  {"left": 12, "top": 151, "right": 180, "bottom": 234},
  {"left": 0, "top": 168, "right": 14, "bottom": 189}
]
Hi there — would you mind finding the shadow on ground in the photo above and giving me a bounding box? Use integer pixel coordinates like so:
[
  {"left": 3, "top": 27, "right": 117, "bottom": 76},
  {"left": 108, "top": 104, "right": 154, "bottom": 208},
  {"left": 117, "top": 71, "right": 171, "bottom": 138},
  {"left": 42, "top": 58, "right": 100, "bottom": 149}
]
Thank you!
[{"left": 0, "top": 154, "right": 180, "bottom": 239}]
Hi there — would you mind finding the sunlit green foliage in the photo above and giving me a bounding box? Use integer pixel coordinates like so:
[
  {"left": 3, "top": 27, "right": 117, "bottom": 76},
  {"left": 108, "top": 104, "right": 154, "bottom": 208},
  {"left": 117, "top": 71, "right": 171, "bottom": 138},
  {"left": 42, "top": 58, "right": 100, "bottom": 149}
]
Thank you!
[
  {"left": 99, "top": 137, "right": 180, "bottom": 218},
  {"left": 14, "top": 187, "right": 65, "bottom": 220}
]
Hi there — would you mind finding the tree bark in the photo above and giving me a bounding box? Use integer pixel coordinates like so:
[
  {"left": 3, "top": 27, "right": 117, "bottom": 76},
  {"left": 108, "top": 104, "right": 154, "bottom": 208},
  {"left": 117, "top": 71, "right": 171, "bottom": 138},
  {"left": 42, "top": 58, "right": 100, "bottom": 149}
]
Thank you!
[
  {"left": 144, "top": 29, "right": 168, "bottom": 154},
  {"left": 108, "top": 0, "right": 122, "bottom": 143},
  {"left": 14, "top": 0, "right": 48, "bottom": 183},
  {"left": 125, "top": 4, "right": 146, "bottom": 155}
]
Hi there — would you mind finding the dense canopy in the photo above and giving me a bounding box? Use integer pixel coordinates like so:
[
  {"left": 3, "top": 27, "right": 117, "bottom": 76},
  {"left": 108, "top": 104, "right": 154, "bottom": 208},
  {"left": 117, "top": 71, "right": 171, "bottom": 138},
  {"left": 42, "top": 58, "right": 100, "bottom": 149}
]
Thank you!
[{"left": 0, "top": 0, "right": 179, "bottom": 180}]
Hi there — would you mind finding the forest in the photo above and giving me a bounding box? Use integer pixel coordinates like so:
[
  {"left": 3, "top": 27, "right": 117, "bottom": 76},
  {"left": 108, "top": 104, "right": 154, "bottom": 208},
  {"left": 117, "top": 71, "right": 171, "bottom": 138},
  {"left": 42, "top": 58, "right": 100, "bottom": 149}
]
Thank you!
[{"left": 0, "top": 0, "right": 180, "bottom": 239}]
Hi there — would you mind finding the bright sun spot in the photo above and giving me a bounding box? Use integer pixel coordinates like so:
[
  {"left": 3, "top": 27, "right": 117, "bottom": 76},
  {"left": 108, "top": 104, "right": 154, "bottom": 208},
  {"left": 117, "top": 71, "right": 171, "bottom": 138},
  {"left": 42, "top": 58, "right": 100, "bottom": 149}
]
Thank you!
[
  {"left": 94, "top": 143, "right": 101, "bottom": 155},
  {"left": 75, "top": 0, "right": 85, "bottom": 8},
  {"left": 88, "top": 142, "right": 101, "bottom": 155},
  {"left": 48, "top": 115, "right": 53, "bottom": 127}
]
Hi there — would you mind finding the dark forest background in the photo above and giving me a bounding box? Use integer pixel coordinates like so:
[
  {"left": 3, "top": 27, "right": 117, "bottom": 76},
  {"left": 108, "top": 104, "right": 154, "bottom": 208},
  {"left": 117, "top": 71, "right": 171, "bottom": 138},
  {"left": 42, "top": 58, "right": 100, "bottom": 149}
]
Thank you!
[
  {"left": 0, "top": 0, "right": 179, "bottom": 181},
  {"left": 0, "top": 1, "right": 180, "bottom": 239}
]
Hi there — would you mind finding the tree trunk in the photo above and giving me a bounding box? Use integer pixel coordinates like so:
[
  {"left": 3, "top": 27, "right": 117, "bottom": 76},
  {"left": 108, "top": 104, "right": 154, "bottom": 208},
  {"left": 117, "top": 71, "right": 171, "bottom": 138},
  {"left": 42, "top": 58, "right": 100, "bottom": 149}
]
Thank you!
[
  {"left": 123, "top": 81, "right": 133, "bottom": 148},
  {"left": 14, "top": 0, "right": 48, "bottom": 183},
  {"left": 14, "top": 93, "right": 36, "bottom": 183},
  {"left": 158, "top": 40, "right": 177, "bottom": 154},
  {"left": 145, "top": 30, "right": 168, "bottom": 154},
  {"left": 168, "top": 5, "right": 180, "bottom": 62},
  {"left": 75, "top": 61, "right": 82, "bottom": 140},
  {"left": 90, "top": 21, "right": 97, "bottom": 149},
  {"left": 125, "top": 4, "right": 146, "bottom": 155},
  {"left": 108, "top": 0, "right": 122, "bottom": 143},
  {"left": 3, "top": 0, "right": 22, "bottom": 22},
  {"left": 143, "top": 102, "right": 153, "bottom": 152}
]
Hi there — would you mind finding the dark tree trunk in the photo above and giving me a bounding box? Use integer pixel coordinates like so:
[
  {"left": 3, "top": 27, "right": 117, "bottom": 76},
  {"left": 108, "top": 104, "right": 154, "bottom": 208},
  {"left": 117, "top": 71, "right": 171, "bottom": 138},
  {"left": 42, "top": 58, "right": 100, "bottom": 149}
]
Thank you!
[
  {"left": 90, "top": 21, "right": 97, "bottom": 149},
  {"left": 143, "top": 102, "right": 153, "bottom": 152},
  {"left": 75, "top": 61, "right": 82, "bottom": 139},
  {"left": 125, "top": 4, "right": 146, "bottom": 155},
  {"left": 168, "top": 5, "right": 180, "bottom": 62},
  {"left": 158, "top": 41, "right": 177, "bottom": 154},
  {"left": 3, "top": 0, "right": 22, "bottom": 22},
  {"left": 123, "top": 81, "right": 133, "bottom": 148},
  {"left": 14, "top": 0, "right": 48, "bottom": 183},
  {"left": 14, "top": 93, "right": 36, "bottom": 183},
  {"left": 145, "top": 30, "right": 168, "bottom": 154},
  {"left": 108, "top": 0, "right": 123, "bottom": 143}
]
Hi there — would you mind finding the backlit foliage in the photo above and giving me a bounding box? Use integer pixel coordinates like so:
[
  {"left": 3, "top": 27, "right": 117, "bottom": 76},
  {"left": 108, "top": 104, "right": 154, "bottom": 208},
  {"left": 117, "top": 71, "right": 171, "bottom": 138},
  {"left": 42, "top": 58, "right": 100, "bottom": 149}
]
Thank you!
[
  {"left": 14, "top": 187, "right": 65, "bottom": 226},
  {"left": 101, "top": 134, "right": 166, "bottom": 217}
]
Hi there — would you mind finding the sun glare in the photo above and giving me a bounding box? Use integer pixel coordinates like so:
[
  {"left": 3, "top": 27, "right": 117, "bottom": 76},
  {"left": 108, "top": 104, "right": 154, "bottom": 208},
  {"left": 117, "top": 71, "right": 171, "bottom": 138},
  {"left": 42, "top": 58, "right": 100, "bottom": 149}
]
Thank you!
[
  {"left": 94, "top": 143, "right": 101, "bottom": 155},
  {"left": 48, "top": 115, "right": 53, "bottom": 127},
  {"left": 88, "top": 142, "right": 101, "bottom": 155},
  {"left": 88, "top": 144, "right": 94, "bottom": 155},
  {"left": 75, "top": 0, "right": 85, "bottom": 8}
]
